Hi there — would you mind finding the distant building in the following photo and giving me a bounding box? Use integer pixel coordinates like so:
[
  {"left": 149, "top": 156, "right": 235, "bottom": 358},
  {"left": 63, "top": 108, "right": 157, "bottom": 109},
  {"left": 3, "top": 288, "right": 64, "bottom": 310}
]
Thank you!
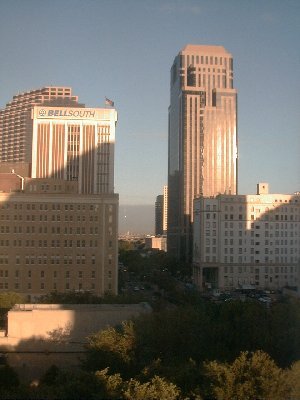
[
  {"left": 0, "top": 87, "right": 118, "bottom": 299},
  {"left": 155, "top": 195, "right": 164, "bottom": 235},
  {"left": 155, "top": 186, "right": 168, "bottom": 236},
  {"left": 193, "top": 184, "right": 300, "bottom": 291},
  {"left": 163, "top": 185, "right": 168, "bottom": 234},
  {"left": 168, "top": 45, "right": 237, "bottom": 261},
  {"left": 145, "top": 236, "right": 167, "bottom": 252}
]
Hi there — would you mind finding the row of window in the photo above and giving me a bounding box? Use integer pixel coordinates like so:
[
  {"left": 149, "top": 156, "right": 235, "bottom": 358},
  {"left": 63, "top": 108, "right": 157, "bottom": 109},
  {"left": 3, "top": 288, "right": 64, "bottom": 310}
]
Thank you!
[
  {"left": 0, "top": 282, "right": 105, "bottom": 291},
  {"left": 0, "top": 269, "right": 99, "bottom": 278},
  {"left": 185, "top": 55, "right": 232, "bottom": 68},
  {"left": 0, "top": 239, "right": 101, "bottom": 248},
  {"left": 223, "top": 265, "right": 294, "bottom": 274},
  {"left": 0, "top": 255, "right": 113, "bottom": 265},
  {"left": 1, "top": 226, "right": 102, "bottom": 235},
  {"left": 204, "top": 256, "right": 297, "bottom": 264},
  {"left": 0, "top": 215, "right": 101, "bottom": 223},
  {"left": 227, "top": 256, "right": 295, "bottom": 264},
  {"left": 221, "top": 238, "right": 299, "bottom": 245},
  {"left": 222, "top": 230, "right": 298, "bottom": 238},
  {"left": 0, "top": 203, "right": 102, "bottom": 211},
  {"left": 223, "top": 277, "right": 294, "bottom": 286}
]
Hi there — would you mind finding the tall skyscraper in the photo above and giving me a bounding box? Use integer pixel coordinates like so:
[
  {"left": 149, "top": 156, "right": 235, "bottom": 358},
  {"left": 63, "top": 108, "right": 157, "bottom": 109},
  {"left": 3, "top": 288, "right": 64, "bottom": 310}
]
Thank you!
[
  {"left": 168, "top": 45, "right": 238, "bottom": 261},
  {"left": 0, "top": 87, "right": 117, "bottom": 194},
  {"left": 0, "top": 87, "right": 81, "bottom": 163}
]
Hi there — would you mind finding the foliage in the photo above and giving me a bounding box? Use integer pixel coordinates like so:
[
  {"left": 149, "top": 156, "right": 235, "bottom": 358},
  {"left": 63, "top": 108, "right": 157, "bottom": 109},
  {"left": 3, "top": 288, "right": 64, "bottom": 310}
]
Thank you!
[
  {"left": 123, "top": 375, "right": 180, "bottom": 400},
  {"left": 287, "top": 360, "right": 300, "bottom": 400},
  {"left": 85, "top": 321, "right": 136, "bottom": 377},
  {"left": 0, "top": 365, "right": 19, "bottom": 389},
  {"left": 95, "top": 368, "right": 123, "bottom": 399},
  {"left": 37, "top": 368, "right": 105, "bottom": 399},
  {"left": 0, "top": 292, "right": 25, "bottom": 329},
  {"left": 38, "top": 290, "right": 101, "bottom": 304},
  {"left": 39, "top": 290, "right": 147, "bottom": 305},
  {"left": 40, "top": 365, "right": 61, "bottom": 386},
  {"left": 1, "top": 292, "right": 299, "bottom": 399},
  {"left": 0, "top": 292, "right": 25, "bottom": 308},
  {"left": 82, "top": 297, "right": 300, "bottom": 397},
  {"left": 119, "top": 240, "right": 136, "bottom": 252},
  {"left": 204, "top": 350, "right": 290, "bottom": 400},
  {"left": 46, "top": 323, "right": 72, "bottom": 343}
]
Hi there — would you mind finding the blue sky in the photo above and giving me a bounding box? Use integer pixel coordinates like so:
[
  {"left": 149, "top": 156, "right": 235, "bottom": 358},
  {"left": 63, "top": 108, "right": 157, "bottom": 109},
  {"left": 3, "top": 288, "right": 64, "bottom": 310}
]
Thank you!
[{"left": 0, "top": 0, "right": 299, "bottom": 214}]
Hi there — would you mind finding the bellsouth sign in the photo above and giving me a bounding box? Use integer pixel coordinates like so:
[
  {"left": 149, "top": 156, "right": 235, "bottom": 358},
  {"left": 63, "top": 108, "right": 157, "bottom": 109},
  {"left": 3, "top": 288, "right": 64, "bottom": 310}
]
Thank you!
[{"left": 37, "top": 108, "right": 96, "bottom": 119}]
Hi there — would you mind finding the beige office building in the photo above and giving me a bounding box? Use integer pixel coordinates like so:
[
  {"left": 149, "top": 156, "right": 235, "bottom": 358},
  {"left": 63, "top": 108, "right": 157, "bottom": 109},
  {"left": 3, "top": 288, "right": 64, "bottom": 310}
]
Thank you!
[
  {"left": 0, "top": 87, "right": 117, "bottom": 194},
  {"left": 193, "top": 184, "right": 300, "bottom": 291},
  {"left": 168, "top": 45, "right": 237, "bottom": 260},
  {"left": 31, "top": 105, "right": 116, "bottom": 194},
  {"left": 0, "top": 178, "right": 118, "bottom": 300},
  {"left": 0, "top": 87, "right": 118, "bottom": 299}
]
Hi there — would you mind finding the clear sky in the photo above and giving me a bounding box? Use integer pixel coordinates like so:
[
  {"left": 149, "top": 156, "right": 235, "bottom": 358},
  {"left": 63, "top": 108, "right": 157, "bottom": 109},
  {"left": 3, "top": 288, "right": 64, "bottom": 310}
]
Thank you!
[{"left": 0, "top": 0, "right": 299, "bottom": 215}]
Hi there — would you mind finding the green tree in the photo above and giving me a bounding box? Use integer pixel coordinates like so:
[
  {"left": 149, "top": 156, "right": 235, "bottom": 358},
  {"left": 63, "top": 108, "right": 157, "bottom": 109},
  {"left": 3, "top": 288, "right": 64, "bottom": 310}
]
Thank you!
[
  {"left": 287, "top": 360, "right": 300, "bottom": 400},
  {"left": 204, "top": 350, "right": 290, "bottom": 400},
  {"left": 0, "top": 292, "right": 25, "bottom": 308},
  {"left": 95, "top": 368, "right": 123, "bottom": 399},
  {"left": 123, "top": 375, "right": 180, "bottom": 400},
  {"left": 40, "top": 365, "right": 61, "bottom": 386},
  {"left": 85, "top": 321, "right": 136, "bottom": 376},
  {"left": 0, "top": 365, "right": 19, "bottom": 389}
]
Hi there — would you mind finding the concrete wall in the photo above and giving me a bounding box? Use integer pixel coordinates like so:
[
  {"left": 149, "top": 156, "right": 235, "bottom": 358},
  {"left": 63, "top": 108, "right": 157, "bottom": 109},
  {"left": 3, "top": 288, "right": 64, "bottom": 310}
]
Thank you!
[
  {"left": 7, "top": 303, "right": 151, "bottom": 341},
  {"left": 0, "top": 303, "right": 151, "bottom": 382}
]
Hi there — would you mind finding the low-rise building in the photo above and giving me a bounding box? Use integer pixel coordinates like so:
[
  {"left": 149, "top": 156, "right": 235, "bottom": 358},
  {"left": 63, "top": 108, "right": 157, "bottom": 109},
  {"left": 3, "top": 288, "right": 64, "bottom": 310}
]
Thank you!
[
  {"left": 193, "top": 184, "right": 300, "bottom": 291},
  {"left": 145, "top": 236, "right": 167, "bottom": 252},
  {"left": 0, "top": 177, "right": 118, "bottom": 299}
]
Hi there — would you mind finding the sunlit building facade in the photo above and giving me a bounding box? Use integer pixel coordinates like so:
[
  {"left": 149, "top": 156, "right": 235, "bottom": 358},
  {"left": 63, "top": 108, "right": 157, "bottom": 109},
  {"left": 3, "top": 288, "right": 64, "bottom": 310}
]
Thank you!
[
  {"left": 0, "top": 179, "right": 118, "bottom": 299},
  {"left": 0, "top": 87, "right": 118, "bottom": 299},
  {"left": 0, "top": 87, "right": 117, "bottom": 194},
  {"left": 168, "top": 45, "right": 237, "bottom": 261},
  {"left": 31, "top": 105, "right": 117, "bottom": 194},
  {"left": 193, "top": 184, "right": 300, "bottom": 291},
  {"left": 163, "top": 185, "right": 168, "bottom": 234},
  {"left": 0, "top": 87, "right": 81, "bottom": 163}
]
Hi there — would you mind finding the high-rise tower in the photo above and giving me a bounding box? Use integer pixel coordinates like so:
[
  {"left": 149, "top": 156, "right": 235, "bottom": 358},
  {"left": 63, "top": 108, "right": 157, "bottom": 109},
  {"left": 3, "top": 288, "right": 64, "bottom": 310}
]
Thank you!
[
  {"left": 168, "top": 45, "right": 238, "bottom": 261},
  {"left": 0, "top": 87, "right": 117, "bottom": 194},
  {"left": 0, "top": 87, "right": 81, "bottom": 163}
]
